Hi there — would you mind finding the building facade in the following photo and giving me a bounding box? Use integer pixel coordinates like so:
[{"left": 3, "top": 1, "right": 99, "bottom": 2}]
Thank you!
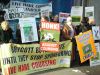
[{"left": 74, "top": 0, "right": 100, "bottom": 25}]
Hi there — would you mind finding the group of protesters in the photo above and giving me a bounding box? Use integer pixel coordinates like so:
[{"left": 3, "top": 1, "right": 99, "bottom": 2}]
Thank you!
[
  {"left": 0, "top": 11, "right": 95, "bottom": 44},
  {"left": 0, "top": 10, "right": 96, "bottom": 67}
]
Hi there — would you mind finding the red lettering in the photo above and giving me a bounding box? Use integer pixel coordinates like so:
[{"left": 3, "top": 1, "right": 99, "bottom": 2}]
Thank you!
[
  {"left": 35, "top": 62, "right": 39, "bottom": 68},
  {"left": 8, "top": 66, "right": 16, "bottom": 74},
  {"left": 48, "top": 59, "right": 56, "bottom": 65},
  {"left": 32, "top": 62, "right": 35, "bottom": 69},
  {"left": 31, "top": 59, "right": 56, "bottom": 69},
  {"left": 60, "top": 13, "right": 69, "bottom": 17},
  {"left": 18, "top": 64, "right": 29, "bottom": 72}
]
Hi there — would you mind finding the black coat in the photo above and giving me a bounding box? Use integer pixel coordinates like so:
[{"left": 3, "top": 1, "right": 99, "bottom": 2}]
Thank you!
[{"left": 0, "top": 26, "right": 13, "bottom": 43}]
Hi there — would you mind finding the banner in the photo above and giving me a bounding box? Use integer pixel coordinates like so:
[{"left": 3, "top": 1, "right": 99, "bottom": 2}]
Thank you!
[
  {"left": 71, "top": 6, "right": 83, "bottom": 25},
  {"left": 59, "top": 12, "right": 69, "bottom": 24},
  {"left": 75, "top": 30, "right": 96, "bottom": 63},
  {"left": 40, "top": 3, "right": 52, "bottom": 18},
  {"left": 92, "top": 26, "right": 100, "bottom": 40},
  {"left": 40, "top": 21, "right": 60, "bottom": 52},
  {"left": 8, "top": 19, "right": 19, "bottom": 40},
  {"left": 85, "top": 6, "right": 94, "bottom": 23},
  {"left": 19, "top": 17, "right": 38, "bottom": 43},
  {"left": 8, "top": 1, "right": 52, "bottom": 18},
  {"left": 90, "top": 43, "right": 100, "bottom": 67},
  {"left": 4, "top": 8, "right": 24, "bottom": 20},
  {"left": 9, "top": 1, "right": 51, "bottom": 8},
  {"left": 40, "top": 3, "right": 52, "bottom": 22},
  {"left": 0, "top": 41, "right": 72, "bottom": 75}
]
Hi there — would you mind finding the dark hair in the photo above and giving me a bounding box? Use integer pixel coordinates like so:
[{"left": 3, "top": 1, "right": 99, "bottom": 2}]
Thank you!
[
  {"left": 0, "top": 10, "right": 6, "bottom": 23},
  {"left": 81, "top": 17, "right": 89, "bottom": 23}
]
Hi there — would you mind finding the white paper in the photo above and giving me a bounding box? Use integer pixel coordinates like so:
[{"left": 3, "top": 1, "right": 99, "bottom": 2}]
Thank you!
[
  {"left": 85, "top": 6, "right": 94, "bottom": 20},
  {"left": 90, "top": 43, "right": 100, "bottom": 67},
  {"left": 92, "top": 26, "right": 100, "bottom": 40},
  {"left": 59, "top": 12, "right": 69, "bottom": 23},
  {"left": 19, "top": 17, "right": 38, "bottom": 43},
  {"left": 71, "top": 6, "right": 83, "bottom": 25}
]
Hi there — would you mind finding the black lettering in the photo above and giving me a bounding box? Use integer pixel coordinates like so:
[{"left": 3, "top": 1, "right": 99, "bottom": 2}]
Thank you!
[
  {"left": 18, "top": 55, "right": 28, "bottom": 62},
  {"left": 36, "top": 47, "right": 41, "bottom": 53},
  {"left": 30, "top": 55, "right": 43, "bottom": 60},
  {"left": 3, "top": 56, "right": 17, "bottom": 65},
  {"left": 11, "top": 45, "right": 34, "bottom": 53},
  {"left": 60, "top": 43, "right": 65, "bottom": 49}
]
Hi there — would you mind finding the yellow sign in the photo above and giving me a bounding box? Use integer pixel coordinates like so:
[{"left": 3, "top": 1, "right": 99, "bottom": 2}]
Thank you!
[
  {"left": 75, "top": 30, "right": 96, "bottom": 63},
  {"left": 0, "top": 41, "right": 72, "bottom": 75}
]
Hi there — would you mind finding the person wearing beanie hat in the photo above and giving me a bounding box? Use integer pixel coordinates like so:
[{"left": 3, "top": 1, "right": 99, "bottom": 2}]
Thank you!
[{"left": 0, "top": 20, "right": 13, "bottom": 43}]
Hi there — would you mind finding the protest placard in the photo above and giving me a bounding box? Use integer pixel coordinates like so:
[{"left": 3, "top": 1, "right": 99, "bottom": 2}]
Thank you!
[
  {"left": 40, "top": 3, "right": 52, "bottom": 21},
  {"left": 4, "top": 8, "right": 24, "bottom": 20},
  {"left": 85, "top": 6, "right": 94, "bottom": 23},
  {"left": 90, "top": 43, "right": 100, "bottom": 67},
  {"left": 40, "top": 21, "right": 60, "bottom": 52},
  {"left": 71, "top": 6, "right": 83, "bottom": 25},
  {"left": 92, "top": 26, "right": 100, "bottom": 40},
  {"left": 59, "top": 12, "right": 69, "bottom": 24},
  {"left": 19, "top": 17, "right": 38, "bottom": 43},
  {"left": 8, "top": 1, "right": 52, "bottom": 18},
  {"left": 75, "top": 30, "right": 96, "bottom": 63}
]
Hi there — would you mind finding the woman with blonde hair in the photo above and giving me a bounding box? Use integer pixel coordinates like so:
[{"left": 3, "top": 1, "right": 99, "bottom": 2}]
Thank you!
[
  {"left": 0, "top": 20, "right": 13, "bottom": 43},
  {"left": 61, "top": 19, "right": 75, "bottom": 41}
]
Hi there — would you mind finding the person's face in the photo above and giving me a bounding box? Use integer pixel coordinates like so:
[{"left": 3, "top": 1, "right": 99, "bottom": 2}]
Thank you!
[{"left": 53, "top": 15, "right": 58, "bottom": 22}]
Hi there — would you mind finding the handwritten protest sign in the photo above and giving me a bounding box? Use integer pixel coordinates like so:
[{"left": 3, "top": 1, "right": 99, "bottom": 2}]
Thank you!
[{"left": 75, "top": 30, "right": 96, "bottom": 63}]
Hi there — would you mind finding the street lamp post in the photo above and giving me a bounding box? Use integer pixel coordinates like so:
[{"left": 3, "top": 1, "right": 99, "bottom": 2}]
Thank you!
[
  {"left": 82, "top": 0, "right": 85, "bottom": 19},
  {"left": 82, "top": 0, "right": 88, "bottom": 19}
]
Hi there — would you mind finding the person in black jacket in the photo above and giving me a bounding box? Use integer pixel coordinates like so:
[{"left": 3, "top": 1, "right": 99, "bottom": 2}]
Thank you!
[
  {"left": 75, "top": 17, "right": 90, "bottom": 35},
  {"left": 0, "top": 21, "right": 13, "bottom": 43},
  {"left": 16, "top": 24, "right": 22, "bottom": 44},
  {"left": 74, "top": 17, "right": 91, "bottom": 66}
]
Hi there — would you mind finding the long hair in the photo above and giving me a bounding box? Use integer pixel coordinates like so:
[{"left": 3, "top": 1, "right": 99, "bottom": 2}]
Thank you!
[{"left": 62, "top": 22, "right": 74, "bottom": 40}]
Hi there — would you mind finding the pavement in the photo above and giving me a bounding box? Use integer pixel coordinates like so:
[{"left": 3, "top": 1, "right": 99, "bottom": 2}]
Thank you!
[
  {"left": 30, "top": 65, "right": 100, "bottom": 75},
  {"left": 0, "top": 62, "right": 100, "bottom": 75}
]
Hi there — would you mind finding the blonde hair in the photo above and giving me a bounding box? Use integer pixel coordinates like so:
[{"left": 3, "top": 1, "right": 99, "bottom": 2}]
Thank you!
[
  {"left": 1, "top": 21, "right": 9, "bottom": 30},
  {"left": 89, "top": 19, "right": 95, "bottom": 25}
]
